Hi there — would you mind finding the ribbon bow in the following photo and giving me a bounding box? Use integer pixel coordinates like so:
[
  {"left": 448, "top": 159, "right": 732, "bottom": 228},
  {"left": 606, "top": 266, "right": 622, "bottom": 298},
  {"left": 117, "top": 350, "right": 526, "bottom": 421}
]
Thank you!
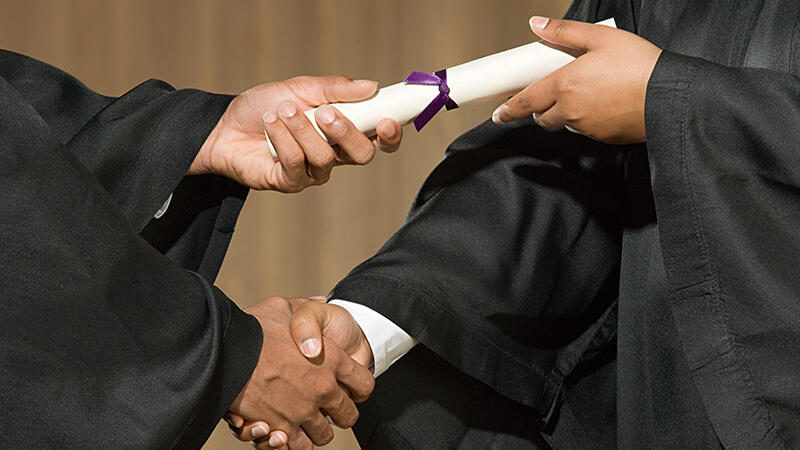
[{"left": 404, "top": 69, "right": 459, "bottom": 131}]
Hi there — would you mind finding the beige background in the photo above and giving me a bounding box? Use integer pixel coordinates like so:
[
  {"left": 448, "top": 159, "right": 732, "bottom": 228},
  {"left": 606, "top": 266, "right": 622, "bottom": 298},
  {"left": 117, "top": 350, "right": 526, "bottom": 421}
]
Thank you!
[{"left": 0, "top": 0, "right": 571, "bottom": 448}]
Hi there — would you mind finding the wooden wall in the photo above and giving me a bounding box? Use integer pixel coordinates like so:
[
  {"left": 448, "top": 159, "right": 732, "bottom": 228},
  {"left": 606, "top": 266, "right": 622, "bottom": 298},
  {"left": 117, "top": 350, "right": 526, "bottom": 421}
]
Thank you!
[{"left": 0, "top": 0, "right": 572, "bottom": 448}]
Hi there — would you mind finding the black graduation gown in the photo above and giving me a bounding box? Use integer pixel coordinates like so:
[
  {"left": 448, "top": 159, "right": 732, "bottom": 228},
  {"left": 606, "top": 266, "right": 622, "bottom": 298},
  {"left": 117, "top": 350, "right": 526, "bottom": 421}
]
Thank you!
[
  {"left": 0, "top": 50, "right": 262, "bottom": 448},
  {"left": 330, "top": 0, "right": 800, "bottom": 448}
]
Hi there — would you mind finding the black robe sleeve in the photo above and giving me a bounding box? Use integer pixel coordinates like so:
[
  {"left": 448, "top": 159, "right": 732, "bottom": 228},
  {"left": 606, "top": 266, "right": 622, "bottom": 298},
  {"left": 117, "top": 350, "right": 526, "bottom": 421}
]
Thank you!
[
  {"left": 330, "top": 118, "right": 628, "bottom": 421},
  {"left": 645, "top": 50, "right": 800, "bottom": 448},
  {"left": 0, "top": 50, "right": 262, "bottom": 448}
]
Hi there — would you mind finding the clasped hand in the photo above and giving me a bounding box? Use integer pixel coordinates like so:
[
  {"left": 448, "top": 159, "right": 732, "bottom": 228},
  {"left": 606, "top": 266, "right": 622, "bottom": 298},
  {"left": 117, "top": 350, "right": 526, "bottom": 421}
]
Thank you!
[{"left": 227, "top": 297, "right": 373, "bottom": 450}]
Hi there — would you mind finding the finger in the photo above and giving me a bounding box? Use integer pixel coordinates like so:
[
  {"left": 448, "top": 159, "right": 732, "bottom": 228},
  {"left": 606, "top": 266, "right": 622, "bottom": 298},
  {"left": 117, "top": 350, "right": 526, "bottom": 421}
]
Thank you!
[
  {"left": 250, "top": 431, "right": 290, "bottom": 450},
  {"left": 225, "top": 412, "right": 245, "bottom": 429},
  {"left": 309, "top": 295, "right": 328, "bottom": 303},
  {"left": 329, "top": 337, "right": 376, "bottom": 402},
  {"left": 280, "top": 427, "right": 315, "bottom": 450},
  {"left": 534, "top": 102, "right": 569, "bottom": 129},
  {"left": 249, "top": 431, "right": 288, "bottom": 450},
  {"left": 320, "top": 390, "right": 360, "bottom": 429},
  {"left": 492, "top": 73, "right": 557, "bottom": 124},
  {"left": 251, "top": 431, "right": 292, "bottom": 450},
  {"left": 315, "top": 105, "right": 375, "bottom": 165},
  {"left": 319, "top": 76, "right": 379, "bottom": 103},
  {"left": 373, "top": 118, "right": 403, "bottom": 154},
  {"left": 267, "top": 431, "right": 289, "bottom": 449},
  {"left": 233, "top": 421, "right": 271, "bottom": 442},
  {"left": 529, "top": 16, "right": 613, "bottom": 52},
  {"left": 300, "top": 414, "right": 335, "bottom": 447},
  {"left": 538, "top": 39, "right": 586, "bottom": 59},
  {"left": 277, "top": 101, "right": 338, "bottom": 182},
  {"left": 290, "top": 302, "right": 328, "bottom": 359},
  {"left": 292, "top": 75, "right": 379, "bottom": 106},
  {"left": 250, "top": 436, "right": 271, "bottom": 450},
  {"left": 263, "top": 110, "right": 311, "bottom": 189}
]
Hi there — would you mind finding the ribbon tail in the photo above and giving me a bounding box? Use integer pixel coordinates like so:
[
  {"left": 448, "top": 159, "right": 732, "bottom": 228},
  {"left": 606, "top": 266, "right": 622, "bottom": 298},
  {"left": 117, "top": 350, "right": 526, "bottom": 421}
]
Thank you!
[
  {"left": 413, "top": 93, "right": 448, "bottom": 131},
  {"left": 445, "top": 98, "right": 459, "bottom": 110}
]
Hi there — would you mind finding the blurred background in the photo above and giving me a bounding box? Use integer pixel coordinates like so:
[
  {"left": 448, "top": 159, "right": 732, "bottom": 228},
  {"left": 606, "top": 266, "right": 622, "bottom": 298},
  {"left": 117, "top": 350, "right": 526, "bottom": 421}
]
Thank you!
[{"left": 0, "top": 0, "right": 571, "bottom": 448}]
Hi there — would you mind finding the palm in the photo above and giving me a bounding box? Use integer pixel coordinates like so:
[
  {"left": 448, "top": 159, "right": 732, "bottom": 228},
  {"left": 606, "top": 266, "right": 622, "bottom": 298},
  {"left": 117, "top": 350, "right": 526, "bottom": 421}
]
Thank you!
[
  {"left": 212, "top": 79, "right": 329, "bottom": 191},
  {"left": 192, "top": 75, "right": 400, "bottom": 193}
]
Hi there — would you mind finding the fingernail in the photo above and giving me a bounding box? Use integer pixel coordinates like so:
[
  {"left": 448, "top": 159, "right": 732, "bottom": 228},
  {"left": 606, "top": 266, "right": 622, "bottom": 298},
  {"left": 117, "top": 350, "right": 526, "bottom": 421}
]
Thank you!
[
  {"left": 301, "top": 338, "right": 321, "bottom": 357},
  {"left": 492, "top": 105, "right": 508, "bottom": 124},
  {"left": 309, "top": 295, "right": 328, "bottom": 301},
  {"left": 316, "top": 105, "right": 337, "bottom": 125},
  {"left": 380, "top": 121, "right": 396, "bottom": 139},
  {"left": 269, "top": 434, "right": 287, "bottom": 447},
  {"left": 252, "top": 425, "right": 268, "bottom": 438},
  {"left": 355, "top": 79, "right": 379, "bottom": 86},
  {"left": 263, "top": 111, "right": 278, "bottom": 124},
  {"left": 530, "top": 16, "right": 549, "bottom": 31},
  {"left": 278, "top": 101, "right": 297, "bottom": 119}
]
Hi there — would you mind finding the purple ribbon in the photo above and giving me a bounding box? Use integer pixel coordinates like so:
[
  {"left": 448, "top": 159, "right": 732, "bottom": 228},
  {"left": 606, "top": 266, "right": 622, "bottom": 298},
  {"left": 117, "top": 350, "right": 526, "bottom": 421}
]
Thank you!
[{"left": 404, "top": 69, "right": 459, "bottom": 131}]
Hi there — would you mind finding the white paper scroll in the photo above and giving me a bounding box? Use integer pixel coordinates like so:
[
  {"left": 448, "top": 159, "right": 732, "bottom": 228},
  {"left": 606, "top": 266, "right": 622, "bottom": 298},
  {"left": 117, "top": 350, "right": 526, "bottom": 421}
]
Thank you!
[{"left": 268, "top": 18, "right": 616, "bottom": 158}]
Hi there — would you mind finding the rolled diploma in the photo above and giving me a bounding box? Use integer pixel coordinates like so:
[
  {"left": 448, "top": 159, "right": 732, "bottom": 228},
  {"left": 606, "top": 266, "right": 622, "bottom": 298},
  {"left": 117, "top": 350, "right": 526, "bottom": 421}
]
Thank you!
[{"left": 268, "top": 18, "right": 616, "bottom": 158}]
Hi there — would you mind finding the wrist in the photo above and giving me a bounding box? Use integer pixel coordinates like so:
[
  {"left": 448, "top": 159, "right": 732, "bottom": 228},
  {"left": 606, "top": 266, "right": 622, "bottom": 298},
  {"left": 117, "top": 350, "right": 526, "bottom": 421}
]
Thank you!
[{"left": 188, "top": 116, "right": 224, "bottom": 176}]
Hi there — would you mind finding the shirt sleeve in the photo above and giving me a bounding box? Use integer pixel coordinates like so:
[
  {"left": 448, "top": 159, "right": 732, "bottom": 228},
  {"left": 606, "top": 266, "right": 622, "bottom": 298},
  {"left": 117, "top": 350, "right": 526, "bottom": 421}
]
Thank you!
[{"left": 330, "top": 300, "right": 418, "bottom": 377}]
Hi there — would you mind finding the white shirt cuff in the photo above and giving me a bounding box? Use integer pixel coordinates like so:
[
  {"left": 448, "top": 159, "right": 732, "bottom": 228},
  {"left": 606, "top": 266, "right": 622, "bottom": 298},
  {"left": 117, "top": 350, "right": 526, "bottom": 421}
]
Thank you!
[{"left": 329, "top": 299, "right": 418, "bottom": 377}]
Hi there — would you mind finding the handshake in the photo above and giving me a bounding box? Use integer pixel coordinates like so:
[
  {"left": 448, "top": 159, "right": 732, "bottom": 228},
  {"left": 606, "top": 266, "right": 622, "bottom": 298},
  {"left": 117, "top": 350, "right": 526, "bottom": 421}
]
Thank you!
[{"left": 225, "top": 296, "right": 374, "bottom": 450}]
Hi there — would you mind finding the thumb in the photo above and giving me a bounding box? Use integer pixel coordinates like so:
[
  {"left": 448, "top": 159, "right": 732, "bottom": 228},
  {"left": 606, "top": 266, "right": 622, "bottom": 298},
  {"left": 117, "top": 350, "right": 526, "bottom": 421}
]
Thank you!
[
  {"left": 316, "top": 75, "right": 379, "bottom": 104},
  {"left": 290, "top": 301, "right": 328, "bottom": 359},
  {"left": 529, "top": 17, "right": 608, "bottom": 53}
]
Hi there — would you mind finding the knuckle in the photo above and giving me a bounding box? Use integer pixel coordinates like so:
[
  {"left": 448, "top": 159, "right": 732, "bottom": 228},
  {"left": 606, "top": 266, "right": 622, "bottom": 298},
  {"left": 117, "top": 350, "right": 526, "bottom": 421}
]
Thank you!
[
  {"left": 341, "top": 408, "right": 360, "bottom": 428},
  {"left": 322, "top": 75, "right": 349, "bottom": 101},
  {"left": 315, "top": 151, "right": 336, "bottom": 168},
  {"left": 291, "top": 75, "right": 311, "bottom": 85},
  {"left": 290, "top": 314, "right": 313, "bottom": 332},
  {"left": 563, "top": 108, "right": 583, "bottom": 123},
  {"left": 316, "top": 376, "right": 338, "bottom": 397},
  {"left": 552, "top": 20, "right": 570, "bottom": 40},
  {"left": 316, "top": 428, "right": 335, "bottom": 446},
  {"left": 284, "top": 183, "right": 305, "bottom": 194},
  {"left": 282, "top": 150, "right": 306, "bottom": 168},
  {"left": 351, "top": 148, "right": 375, "bottom": 165},
  {"left": 359, "top": 373, "right": 376, "bottom": 397},
  {"left": 331, "top": 74, "right": 350, "bottom": 84},
  {"left": 313, "top": 172, "right": 331, "bottom": 186},
  {"left": 560, "top": 98, "right": 584, "bottom": 123},
  {"left": 555, "top": 77, "right": 576, "bottom": 97},
  {"left": 289, "top": 116, "right": 312, "bottom": 134},
  {"left": 516, "top": 96, "right": 533, "bottom": 113},
  {"left": 329, "top": 118, "right": 354, "bottom": 140}
]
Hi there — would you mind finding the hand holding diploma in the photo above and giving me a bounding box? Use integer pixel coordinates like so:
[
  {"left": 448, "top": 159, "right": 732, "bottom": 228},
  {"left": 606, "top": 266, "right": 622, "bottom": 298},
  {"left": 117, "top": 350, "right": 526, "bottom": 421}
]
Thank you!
[
  {"left": 191, "top": 75, "right": 402, "bottom": 193},
  {"left": 266, "top": 18, "right": 617, "bottom": 159},
  {"left": 492, "top": 17, "right": 663, "bottom": 144}
]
